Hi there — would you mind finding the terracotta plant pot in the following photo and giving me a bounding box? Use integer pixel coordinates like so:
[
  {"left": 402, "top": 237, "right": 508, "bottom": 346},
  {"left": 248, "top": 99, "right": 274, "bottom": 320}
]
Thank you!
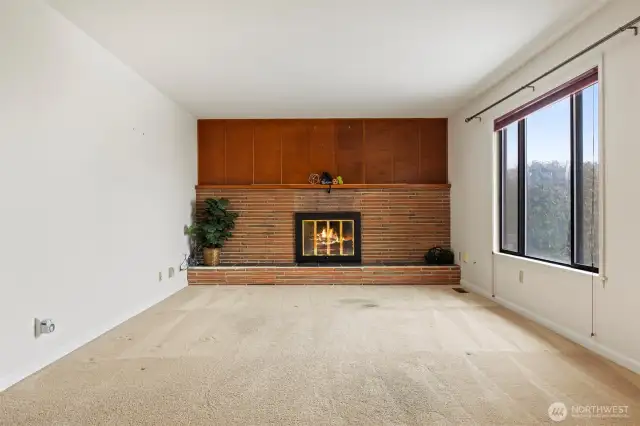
[{"left": 203, "top": 247, "right": 221, "bottom": 266}]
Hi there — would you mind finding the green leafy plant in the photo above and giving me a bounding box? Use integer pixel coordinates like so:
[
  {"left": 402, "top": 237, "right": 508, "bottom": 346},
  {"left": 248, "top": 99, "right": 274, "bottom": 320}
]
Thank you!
[{"left": 187, "top": 198, "right": 239, "bottom": 249}]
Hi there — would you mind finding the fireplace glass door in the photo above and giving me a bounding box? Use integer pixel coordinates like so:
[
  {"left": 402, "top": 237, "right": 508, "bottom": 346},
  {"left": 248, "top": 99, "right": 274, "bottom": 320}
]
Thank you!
[
  {"left": 295, "top": 212, "right": 361, "bottom": 263},
  {"left": 302, "top": 220, "right": 355, "bottom": 257}
]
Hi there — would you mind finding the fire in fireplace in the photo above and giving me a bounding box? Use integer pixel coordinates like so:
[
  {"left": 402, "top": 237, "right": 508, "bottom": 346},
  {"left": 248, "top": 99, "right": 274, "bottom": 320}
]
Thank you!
[{"left": 295, "top": 212, "right": 361, "bottom": 263}]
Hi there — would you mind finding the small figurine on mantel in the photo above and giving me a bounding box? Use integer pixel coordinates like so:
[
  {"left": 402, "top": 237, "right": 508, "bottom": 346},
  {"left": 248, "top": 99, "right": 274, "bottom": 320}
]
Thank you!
[
  {"left": 337, "top": 176, "right": 343, "bottom": 184},
  {"left": 320, "top": 172, "right": 333, "bottom": 185}
]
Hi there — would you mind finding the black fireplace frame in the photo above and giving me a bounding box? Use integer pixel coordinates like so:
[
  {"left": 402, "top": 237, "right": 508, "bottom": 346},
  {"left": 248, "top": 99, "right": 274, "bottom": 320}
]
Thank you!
[{"left": 294, "top": 212, "right": 362, "bottom": 264}]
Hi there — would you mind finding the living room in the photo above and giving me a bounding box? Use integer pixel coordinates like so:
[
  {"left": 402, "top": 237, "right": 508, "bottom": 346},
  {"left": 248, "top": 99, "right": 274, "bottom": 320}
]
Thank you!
[{"left": 1, "top": 0, "right": 639, "bottom": 424}]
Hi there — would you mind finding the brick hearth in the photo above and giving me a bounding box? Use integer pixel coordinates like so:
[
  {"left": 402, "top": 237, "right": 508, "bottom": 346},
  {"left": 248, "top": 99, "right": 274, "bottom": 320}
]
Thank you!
[
  {"left": 187, "top": 264, "right": 460, "bottom": 285},
  {"left": 191, "top": 184, "right": 456, "bottom": 286}
]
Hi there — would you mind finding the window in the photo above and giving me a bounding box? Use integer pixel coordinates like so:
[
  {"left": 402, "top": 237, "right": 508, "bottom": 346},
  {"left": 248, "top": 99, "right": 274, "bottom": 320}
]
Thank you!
[
  {"left": 497, "top": 69, "right": 599, "bottom": 272},
  {"left": 525, "top": 97, "right": 572, "bottom": 264},
  {"left": 499, "top": 123, "right": 519, "bottom": 253},
  {"left": 576, "top": 84, "right": 599, "bottom": 267}
]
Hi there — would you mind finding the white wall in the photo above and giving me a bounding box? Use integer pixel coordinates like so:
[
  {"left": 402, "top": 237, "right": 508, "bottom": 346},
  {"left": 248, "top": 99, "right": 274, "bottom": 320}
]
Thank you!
[
  {"left": 450, "top": 0, "right": 640, "bottom": 373},
  {"left": 0, "top": 0, "right": 197, "bottom": 390}
]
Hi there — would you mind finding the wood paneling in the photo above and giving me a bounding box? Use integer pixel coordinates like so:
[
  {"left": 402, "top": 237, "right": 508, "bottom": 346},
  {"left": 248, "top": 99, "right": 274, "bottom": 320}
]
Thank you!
[
  {"left": 197, "top": 118, "right": 447, "bottom": 185},
  {"left": 336, "top": 120, "right": 365, "bottom": 184},
  {"left": 253, "top": 121, "right": 281, "bottom": 184},
  {"left": 309, "top": 121, "right": 336, "bottom": 176},
  {"left": 198, "top": 120, "right": 225, "bottom": 184},
  {"left": 224, "top": 121, "right": 254, "bottom": 184},
  {"left": 394, "top": 120, "right": 420, "bottom": 183},
  {"left": 419, "top": 119, "right": 448, "bottom": 184},
  {"left": 364, "top": 120, "right": 395, "bottom": 184},
  {"left": 281, "top": 121, "right": 310, "bottom": 184}
]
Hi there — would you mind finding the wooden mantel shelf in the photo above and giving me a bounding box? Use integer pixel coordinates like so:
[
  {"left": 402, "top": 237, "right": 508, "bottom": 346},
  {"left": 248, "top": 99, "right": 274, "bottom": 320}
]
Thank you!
[{"left": 196, "top": 183, "right": 451, "bottom": 190}]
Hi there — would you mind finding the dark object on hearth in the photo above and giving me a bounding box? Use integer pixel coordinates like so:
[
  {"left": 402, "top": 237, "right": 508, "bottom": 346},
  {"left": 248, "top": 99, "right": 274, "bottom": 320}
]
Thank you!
[{"left": 425, "top": 247, "right": 455, "bottom": 265}]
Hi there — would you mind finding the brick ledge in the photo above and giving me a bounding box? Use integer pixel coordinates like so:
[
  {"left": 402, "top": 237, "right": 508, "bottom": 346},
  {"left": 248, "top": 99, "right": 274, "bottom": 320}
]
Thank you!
[
  {"left": 188, "top": 264, "right": 460, "bottom": 286},
  {"left": 189, "top": 264, "right": 458, "bottom": 269}
]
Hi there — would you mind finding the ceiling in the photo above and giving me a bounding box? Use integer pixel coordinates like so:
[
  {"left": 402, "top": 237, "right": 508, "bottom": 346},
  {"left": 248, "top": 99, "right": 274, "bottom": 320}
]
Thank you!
[{"left": 49, "top": 0, "right": 605, "bottom": 118}]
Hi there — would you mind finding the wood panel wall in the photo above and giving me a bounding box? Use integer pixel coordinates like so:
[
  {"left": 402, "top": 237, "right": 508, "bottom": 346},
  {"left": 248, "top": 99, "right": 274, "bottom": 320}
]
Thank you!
[{"left": 198, "top": 119, "right": 448, "bottom": 185}]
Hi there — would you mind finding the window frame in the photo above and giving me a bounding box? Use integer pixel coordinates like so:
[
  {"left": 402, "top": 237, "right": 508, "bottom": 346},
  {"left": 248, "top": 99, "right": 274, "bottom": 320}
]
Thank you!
[{"left": 496, "top": 68, "right": 599, "bottom": 274}]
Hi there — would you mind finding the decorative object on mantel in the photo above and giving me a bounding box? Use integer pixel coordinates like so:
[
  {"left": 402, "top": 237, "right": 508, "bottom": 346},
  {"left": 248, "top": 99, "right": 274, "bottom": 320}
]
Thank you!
[
  {"left": 308, "top": 173, "right": 320, "bottom": 185},
  {"left": 187, "top": 198, "right": 238, "bottom": 266},
  {"left": 424, "top": 247, "right": 455, "bottom": 265},
  {"left": 320, "top": 172, "right": 333, "bottom": 185},
  {"left": 337, "top": 176, "right": 343, "bottom": 184},
  {"left": 320, "top": 171, "right": 334, "bottom": 194}
]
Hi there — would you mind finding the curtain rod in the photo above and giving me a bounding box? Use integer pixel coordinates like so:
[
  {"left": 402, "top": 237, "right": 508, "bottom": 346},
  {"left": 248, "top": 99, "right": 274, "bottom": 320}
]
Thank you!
[{"left": 464, "top": 15, "right": 640, "bottom": 123}]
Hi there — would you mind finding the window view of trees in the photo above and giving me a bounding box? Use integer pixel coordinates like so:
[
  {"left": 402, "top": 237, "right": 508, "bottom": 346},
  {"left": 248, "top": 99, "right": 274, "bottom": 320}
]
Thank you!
[
  {"left": 578, "top": 158, "right": 599, "bottom": 266},
  {"left": 525, "top": 160, "right": 571, "bottom": 263},
  {"left": 499, "top": 81, "right": 599, "bottom": 271},
  {"left": 525, "top": 97, "right": 572, "bottom": 264}
]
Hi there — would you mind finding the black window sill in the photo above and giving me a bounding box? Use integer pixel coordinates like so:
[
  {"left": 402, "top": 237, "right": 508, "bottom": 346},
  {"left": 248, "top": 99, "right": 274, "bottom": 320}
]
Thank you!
[{"left": 497, "top": 250, "right": 598, "bottom": 274}]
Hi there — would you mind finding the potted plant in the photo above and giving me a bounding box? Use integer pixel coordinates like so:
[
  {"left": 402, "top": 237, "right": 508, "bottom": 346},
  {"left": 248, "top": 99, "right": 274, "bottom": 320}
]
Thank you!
[{"left": 187, "top": 198, "right": 238, "bottom": 266}]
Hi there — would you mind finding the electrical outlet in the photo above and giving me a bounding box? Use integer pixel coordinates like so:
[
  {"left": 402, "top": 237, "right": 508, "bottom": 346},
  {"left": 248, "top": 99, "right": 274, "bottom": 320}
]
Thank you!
[
  {"left": 158, "top": 271, "right": 163, "bottom": 282},
  {"left": 168, "top": 267, "right": 175, "bottom": 279},
  {"left": 519, "top": 270, "right": 524, "bottom": 283},
  {"left": 463, "top": 252, "right": 469, "bottom": 263},
  {"left": 179, "top": 253, "right": 189, "bottom": 271}
]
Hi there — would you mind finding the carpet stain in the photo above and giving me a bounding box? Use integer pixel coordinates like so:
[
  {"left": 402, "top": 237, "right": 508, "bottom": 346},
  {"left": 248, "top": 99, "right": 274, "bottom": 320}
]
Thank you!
[
  {"left": 235, "top": 315, "right": 266, "bottom": 335},
  {"left": 340, "top": 298, "right": 374, "bottom": 304}
]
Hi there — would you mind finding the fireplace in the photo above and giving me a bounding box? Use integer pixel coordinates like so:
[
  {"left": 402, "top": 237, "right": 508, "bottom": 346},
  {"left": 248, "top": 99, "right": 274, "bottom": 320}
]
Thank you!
[{"left": 295, "top": 212, "right": 362, "bottom": 264}]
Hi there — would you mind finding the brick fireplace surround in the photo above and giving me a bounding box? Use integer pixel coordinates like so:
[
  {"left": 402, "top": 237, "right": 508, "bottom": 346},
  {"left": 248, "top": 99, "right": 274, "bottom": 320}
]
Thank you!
[{"left": 187, "top": 184, "right": 460, "bottom": 285}]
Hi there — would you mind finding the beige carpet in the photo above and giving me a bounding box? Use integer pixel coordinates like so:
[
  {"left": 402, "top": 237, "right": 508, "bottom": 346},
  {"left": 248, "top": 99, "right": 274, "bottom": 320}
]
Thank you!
[{"left": 1, "top": 285, "right": 639, "bottom": 425}]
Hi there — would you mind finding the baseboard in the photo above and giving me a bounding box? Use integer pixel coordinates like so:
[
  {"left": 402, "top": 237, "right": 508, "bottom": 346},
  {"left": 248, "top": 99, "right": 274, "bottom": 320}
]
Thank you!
[
  {"left": 585, "top": 340, "right": 640, "bottom": 375},
  {"left": 463, "top": 280, "right": 640, "bottom": 375},
  {"left": 460, "top": 279, "right": 493, "bottom": 299},
  {"left": 0, "top": 280, "right": 187, "bottom": 391}
]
